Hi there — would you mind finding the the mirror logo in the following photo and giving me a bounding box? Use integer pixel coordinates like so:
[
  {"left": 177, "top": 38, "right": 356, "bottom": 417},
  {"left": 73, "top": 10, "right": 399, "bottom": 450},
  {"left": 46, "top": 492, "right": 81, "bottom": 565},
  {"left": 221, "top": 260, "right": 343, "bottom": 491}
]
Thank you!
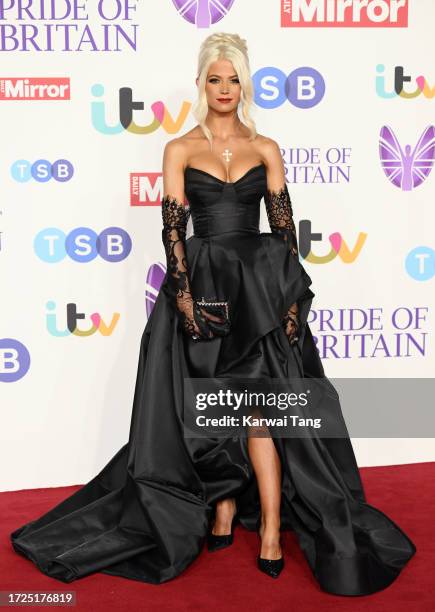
[{"left": 281, "top": 0, "right": 409, "bottom": 28}]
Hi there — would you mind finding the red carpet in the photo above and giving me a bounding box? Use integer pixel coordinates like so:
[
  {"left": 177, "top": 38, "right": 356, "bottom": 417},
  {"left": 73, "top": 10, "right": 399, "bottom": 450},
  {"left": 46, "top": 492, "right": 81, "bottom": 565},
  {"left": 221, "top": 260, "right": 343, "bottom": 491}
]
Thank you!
[{"left": 1, "top": 462, "right": 432, "bottom": 612}]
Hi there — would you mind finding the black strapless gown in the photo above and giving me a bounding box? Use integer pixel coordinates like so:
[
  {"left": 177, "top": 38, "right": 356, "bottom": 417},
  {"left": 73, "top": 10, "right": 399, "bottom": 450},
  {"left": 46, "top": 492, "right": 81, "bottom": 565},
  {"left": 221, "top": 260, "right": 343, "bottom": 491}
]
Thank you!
[{"left": 10, "top": 163, "right": 416, "bottom": 596}]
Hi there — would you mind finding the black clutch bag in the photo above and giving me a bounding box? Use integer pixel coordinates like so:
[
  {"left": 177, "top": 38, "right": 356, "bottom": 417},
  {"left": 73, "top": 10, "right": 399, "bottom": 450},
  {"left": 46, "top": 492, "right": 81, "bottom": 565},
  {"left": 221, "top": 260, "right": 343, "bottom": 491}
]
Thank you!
[
  {"left": 192, "top": 296, "right": 231, "bottom": 341},
  {"left": 196, "top": 296, "right": 229, "bottom": 320}
]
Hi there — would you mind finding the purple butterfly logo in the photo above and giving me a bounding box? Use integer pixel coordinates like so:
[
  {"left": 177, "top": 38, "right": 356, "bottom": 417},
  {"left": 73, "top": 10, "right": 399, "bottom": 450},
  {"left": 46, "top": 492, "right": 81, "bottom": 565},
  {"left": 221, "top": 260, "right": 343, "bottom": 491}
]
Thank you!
[
  {"left": 145, "top": 262, "right": 166, "bottom": 319},
  {"left": 172, "top": 0, "right": 236, "bottom": 28},
  {"left": 379, "top": 125, "right": 435, "bottom": 191}
]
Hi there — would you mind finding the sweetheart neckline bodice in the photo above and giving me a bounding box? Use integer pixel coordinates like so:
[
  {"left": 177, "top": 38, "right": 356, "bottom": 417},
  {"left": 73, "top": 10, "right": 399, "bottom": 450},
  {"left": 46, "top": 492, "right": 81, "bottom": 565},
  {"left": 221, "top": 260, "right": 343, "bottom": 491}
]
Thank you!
[
  {"left": 183, "top": 162, "right": 265, "bottom": 238},
  {"left": 184, "top": 162, "right": 266, "bottom": 185}
]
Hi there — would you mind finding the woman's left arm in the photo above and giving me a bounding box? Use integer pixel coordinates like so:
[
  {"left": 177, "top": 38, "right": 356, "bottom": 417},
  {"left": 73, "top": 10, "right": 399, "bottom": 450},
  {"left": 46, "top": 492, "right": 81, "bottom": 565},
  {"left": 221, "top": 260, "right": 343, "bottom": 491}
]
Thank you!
[{"left": 262, "top": 138, "right": 300, "bottom": 345}]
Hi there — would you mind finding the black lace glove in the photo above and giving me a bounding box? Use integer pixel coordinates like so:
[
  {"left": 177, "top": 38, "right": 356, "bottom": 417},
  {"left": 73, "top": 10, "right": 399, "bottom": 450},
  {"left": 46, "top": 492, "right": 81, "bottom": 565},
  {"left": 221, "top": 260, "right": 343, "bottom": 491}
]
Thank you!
[
  {"left": 161, "top": 195, "right": 230, "bottom": 341},
  {"left": 264, "top": 183, "right": 300, "bottom": 345},
  {"left": 282, "top": 304, "right": 300, "bottom": 346}
]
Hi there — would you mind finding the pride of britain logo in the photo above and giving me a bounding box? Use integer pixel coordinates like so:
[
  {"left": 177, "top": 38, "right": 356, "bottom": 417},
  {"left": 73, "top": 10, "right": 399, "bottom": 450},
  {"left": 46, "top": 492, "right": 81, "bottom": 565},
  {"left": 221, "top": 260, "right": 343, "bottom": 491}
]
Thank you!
[
  {"left": 379, "top": 125, "right": 435, "bottom": 191},
  {"left": 172, "top": 0, "right": 235, "bottom": 28}
]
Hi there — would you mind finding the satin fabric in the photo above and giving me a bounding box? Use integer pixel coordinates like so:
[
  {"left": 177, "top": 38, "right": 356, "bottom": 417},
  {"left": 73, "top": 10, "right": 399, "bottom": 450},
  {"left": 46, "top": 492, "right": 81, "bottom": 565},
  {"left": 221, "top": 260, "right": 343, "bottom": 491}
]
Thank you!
[{"left": 10, "top": 164, "right": 416, "bottom": 595}]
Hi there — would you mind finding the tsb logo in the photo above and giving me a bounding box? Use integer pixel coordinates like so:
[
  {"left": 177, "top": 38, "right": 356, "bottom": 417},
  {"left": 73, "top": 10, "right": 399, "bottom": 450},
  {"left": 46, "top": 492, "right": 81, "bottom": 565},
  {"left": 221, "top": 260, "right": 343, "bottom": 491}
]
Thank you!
[
  {"left": 406, "top": 247, "right": 435, "bottom": 281},
  {"left": 253, "top": 67, "right": 325, "bottom": 109},
  {"left": 11, "top": 159, "right": 74, "bottom": 182},
  {"left": 34, "top": 227, "right": 132, "bottom": 262},
  {"left": 0, "top": 338, "right": 30, "bottom": 382},
  {"left": 281, "top": 0, "right": 408, "bottom": 27}
]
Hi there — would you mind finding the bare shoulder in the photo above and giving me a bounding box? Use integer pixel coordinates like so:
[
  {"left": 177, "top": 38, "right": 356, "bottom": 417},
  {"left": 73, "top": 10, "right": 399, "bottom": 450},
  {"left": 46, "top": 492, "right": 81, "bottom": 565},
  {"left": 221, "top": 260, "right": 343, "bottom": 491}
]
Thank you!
[
  {"left": 163, "top": 136, "right": 188, "bottom": 165},
  {"left": 164, "top": 126, "right": 206, "bottom": 167},
  {"left": 254, "top": 134, "right": 282, "bottom": 164},
  {"left": 254, "top": 134, "right": 285, "bottom": 188},
  {"left": 161, "top": 137, "right": 190, "bottom": 200}
]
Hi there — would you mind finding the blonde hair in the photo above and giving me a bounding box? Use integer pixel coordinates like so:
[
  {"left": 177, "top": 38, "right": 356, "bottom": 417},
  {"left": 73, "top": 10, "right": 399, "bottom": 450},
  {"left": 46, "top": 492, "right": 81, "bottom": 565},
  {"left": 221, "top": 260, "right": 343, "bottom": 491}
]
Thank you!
[{"left": 192, "top": 32, "right": 257, "bottom": 148}]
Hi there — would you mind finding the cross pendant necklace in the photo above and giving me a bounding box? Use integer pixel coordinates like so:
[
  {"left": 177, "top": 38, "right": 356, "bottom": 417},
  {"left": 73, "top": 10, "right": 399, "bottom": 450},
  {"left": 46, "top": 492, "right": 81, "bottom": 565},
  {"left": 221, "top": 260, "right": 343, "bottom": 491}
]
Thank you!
[{"left": 222, "top": 148, "right": 232, "bottom": 163}]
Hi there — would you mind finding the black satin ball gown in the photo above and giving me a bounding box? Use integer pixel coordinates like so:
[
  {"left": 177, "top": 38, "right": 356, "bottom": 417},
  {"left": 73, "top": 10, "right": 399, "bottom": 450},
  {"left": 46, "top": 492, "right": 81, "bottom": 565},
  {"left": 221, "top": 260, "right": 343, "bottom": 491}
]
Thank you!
[{"left": 10, "top": 162, "right": 416, "bottom": 596}]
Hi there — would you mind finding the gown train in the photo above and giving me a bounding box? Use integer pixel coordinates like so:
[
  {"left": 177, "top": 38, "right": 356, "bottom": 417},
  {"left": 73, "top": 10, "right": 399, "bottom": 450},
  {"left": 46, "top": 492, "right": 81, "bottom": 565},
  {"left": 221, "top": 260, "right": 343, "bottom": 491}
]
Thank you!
[{"left": 10, "top": 162, "right": 416, "bottom": 596}]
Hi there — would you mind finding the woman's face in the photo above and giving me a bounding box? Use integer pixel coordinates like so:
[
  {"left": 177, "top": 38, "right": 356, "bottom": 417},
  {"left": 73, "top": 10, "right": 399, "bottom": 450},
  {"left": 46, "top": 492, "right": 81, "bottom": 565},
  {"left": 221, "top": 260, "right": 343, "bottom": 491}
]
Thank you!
[{"left": 199, "top": 58, "right": 241, "bottom": 113}]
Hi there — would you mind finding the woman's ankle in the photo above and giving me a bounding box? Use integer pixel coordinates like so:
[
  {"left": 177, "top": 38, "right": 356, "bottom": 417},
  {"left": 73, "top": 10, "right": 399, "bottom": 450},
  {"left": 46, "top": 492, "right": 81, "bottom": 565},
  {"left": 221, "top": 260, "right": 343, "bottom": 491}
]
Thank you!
[
  {"left": 212, "top": 498, "right": 236, "bottom": 535},
  {"left": 259, "top": 517, "right": 282, "bottom": 559},
  {"left": 259, "top": 514, "right": 280, "bottom": 535}
]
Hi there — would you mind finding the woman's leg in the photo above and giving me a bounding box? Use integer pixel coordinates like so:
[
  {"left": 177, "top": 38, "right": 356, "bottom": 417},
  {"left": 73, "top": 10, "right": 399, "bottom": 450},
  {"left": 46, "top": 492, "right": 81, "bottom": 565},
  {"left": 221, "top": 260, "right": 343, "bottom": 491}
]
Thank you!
[
  {"left": 212, "top": 416, "right": 282, "bottom": 555},
  {"left": 212, "top": 497, "right": 237, "bottom": 535},
  {"left": 247, "top": 415, "right": 282, "bottom": 560}
]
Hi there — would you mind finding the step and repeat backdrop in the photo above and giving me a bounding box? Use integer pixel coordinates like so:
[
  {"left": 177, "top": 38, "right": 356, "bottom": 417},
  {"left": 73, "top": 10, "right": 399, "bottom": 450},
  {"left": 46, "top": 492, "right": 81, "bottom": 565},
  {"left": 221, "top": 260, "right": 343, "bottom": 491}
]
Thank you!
[{"left": 1, "top": 0, "right": 434, "bottom": 489}]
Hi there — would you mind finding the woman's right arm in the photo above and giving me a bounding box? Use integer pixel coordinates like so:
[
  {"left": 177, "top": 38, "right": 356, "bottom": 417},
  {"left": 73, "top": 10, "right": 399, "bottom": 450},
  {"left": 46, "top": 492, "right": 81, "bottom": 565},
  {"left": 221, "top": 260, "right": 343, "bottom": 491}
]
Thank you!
[
  {"left": 161, "top": 140, "right": 201, "bottom": 338},
  {"left": 161, "top": 140, "right": 215, "bottom": 341}
]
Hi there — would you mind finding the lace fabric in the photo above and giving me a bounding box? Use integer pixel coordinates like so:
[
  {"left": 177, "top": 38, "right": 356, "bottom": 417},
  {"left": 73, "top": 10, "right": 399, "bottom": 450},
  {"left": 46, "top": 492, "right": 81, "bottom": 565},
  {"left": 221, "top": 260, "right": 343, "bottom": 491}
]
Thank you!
[
  {"left": 161, "top": 195, "right": 199, "bottom": 338},
  {"left": 264, "top": 183, "right": 300, "bottom": 345},
  {"left": 264, "top": 183, "right": 299, "bottom": 257},
  {"left": 161, "top": 184, "right": 300, "bottom": 344},
  {"left": 161, "top": 195, "right": 228, "bottom": 341}
]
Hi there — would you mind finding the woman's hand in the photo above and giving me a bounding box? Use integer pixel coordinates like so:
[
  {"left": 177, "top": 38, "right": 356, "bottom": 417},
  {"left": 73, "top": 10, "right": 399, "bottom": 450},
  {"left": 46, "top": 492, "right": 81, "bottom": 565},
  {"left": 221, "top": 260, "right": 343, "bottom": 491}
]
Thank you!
[
  {"left": 283, "top": 302, "right": 300, "bottom": 345},
  {"left": 176, "top": 295, "right": 230, "bottom": 341},
  {"left": 192, "top": 302, "right": 231, "bottom": 340}
]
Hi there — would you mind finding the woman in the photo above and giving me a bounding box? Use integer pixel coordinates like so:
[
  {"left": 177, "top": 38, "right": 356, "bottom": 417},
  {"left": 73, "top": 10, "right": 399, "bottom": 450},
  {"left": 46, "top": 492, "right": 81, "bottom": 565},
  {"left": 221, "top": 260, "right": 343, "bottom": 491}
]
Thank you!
[{"left": 10, "top": 32, "right": 416, "bottom": 595}]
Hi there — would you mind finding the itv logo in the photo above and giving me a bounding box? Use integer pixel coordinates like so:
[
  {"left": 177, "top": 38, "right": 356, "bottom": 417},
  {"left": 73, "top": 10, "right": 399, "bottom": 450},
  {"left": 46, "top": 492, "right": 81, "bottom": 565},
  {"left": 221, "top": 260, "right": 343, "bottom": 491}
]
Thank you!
[
  {"left": 91, "top": 84, "right": 190, "bottom": 135},
  {"left": 46, "top": 301, "right": 120, "bottom": 337}
]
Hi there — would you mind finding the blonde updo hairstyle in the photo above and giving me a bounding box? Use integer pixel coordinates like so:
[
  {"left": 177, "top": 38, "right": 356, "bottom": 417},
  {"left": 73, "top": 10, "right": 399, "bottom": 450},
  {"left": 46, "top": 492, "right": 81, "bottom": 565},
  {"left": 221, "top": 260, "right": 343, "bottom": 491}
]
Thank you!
[{"left": 192, "top": 32, "right": 257, "bottom": 148}]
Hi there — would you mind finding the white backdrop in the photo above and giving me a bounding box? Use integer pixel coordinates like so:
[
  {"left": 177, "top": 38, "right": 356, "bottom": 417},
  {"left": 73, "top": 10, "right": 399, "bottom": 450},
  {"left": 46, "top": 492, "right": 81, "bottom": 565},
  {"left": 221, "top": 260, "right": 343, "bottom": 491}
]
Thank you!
[{"left": 1, "top": 0, "right": 434, "bottom": 491}]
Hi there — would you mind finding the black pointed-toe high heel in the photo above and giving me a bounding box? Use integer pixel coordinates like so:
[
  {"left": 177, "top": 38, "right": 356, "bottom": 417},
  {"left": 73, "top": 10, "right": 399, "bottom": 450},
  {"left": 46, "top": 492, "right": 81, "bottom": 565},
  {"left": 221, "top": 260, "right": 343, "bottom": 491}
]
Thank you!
[
  {"left": 207, "top": 529, "right": 234, "bottom": 553},
  {"left": 256, "top": 516, "right": 284, "bottom": 578},
  {"left": 207, "top": 500, "right": 238, "bottom": 552},
  {"left": 257, "top": 554, "right": 284, "bottom": 579}
]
